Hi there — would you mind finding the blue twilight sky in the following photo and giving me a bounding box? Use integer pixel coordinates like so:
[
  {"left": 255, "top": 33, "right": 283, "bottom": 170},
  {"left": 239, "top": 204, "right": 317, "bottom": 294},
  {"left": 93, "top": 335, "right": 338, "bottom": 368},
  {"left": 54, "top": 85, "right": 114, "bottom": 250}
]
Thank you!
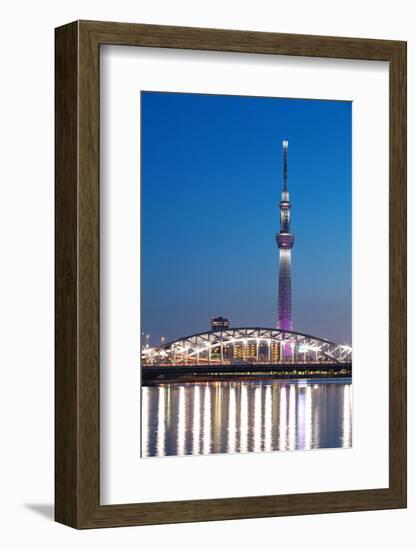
[{"left": 141, "top": 92, "right": 352, "bottom": 345}]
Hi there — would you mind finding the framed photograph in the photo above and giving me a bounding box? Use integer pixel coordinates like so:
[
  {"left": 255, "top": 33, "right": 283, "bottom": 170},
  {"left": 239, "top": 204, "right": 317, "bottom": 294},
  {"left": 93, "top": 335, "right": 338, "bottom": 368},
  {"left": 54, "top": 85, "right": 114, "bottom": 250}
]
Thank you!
[{"left": 55, "top": 20, "right": 406, "bottom": 528}]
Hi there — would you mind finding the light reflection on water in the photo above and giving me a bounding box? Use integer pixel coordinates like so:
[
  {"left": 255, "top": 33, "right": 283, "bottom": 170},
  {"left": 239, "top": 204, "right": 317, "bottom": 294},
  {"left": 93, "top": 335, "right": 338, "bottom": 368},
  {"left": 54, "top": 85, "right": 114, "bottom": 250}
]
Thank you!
[{"left": 141, "top": 379, "right": 352, "bottom": 458}]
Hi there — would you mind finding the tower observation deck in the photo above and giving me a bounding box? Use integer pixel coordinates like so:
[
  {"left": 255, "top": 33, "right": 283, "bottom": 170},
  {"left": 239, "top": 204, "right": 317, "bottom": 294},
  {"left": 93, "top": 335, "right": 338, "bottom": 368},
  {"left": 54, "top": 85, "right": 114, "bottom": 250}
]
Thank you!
[{"left": 276, "top": 140, "right": 295, "bottom": 332}]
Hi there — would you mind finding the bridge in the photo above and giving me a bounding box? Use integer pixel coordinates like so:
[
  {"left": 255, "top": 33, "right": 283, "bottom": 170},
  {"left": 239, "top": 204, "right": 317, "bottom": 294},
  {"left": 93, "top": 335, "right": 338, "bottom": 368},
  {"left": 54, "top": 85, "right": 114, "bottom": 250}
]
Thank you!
[{"left": 141, "top": 327, "right": 352, "bottom": 366}]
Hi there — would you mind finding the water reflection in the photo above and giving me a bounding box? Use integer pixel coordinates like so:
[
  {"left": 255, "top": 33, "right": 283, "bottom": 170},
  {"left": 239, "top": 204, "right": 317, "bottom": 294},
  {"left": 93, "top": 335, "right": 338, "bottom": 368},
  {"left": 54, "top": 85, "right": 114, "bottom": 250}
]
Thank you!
[
  {"left": 279, "top": 385, "right": 287, "bottom": 451},
  {"left": 288, "top": 385, "right": 296, "bottom": 451},
  {"left": 157, "top": 386, "right": 165, "bottom": 457},
  {"left": 304, "top": 386, "right": 312, "bottom": 450},
  {"left": 253, "top": 386, "right": 262, "bottom": 453},
  {"left": 342, "top": 383, "right": 352, "bottom": 448},
  {"left": 203, "top": 385, "right": 211, "bottom": 455},
  {"left": 141, "top": 386, "right": 150, "bottom": 457},
  {"left": 240, "top": 385, "right": 248, "bottom": 453},
  {"left": 228, "top": 387, "right": 236, "bottom": 453},
  {"left": 192, "top": 385, "right": 200, "bottom": 455},
  {"left": 141, "top": 379, "right": 352, "bottom": 458},
  {"left": 264, "top": 385, "right": 272, "bottom": 452}
]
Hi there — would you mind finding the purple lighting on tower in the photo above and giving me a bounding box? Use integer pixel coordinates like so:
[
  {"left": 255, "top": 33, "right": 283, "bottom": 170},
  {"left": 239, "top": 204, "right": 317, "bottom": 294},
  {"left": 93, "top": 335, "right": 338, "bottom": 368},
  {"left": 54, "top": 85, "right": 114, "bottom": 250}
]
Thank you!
[{"left": 276, "top": 140, "right": 295, "bottom": 335}]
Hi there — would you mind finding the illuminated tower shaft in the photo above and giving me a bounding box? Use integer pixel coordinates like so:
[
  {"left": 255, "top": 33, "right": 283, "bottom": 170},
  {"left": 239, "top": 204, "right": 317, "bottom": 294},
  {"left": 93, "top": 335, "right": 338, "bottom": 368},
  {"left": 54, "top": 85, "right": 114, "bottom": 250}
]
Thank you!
[{"left": 276, "top": 141, "right": 295, "bottom": 332}]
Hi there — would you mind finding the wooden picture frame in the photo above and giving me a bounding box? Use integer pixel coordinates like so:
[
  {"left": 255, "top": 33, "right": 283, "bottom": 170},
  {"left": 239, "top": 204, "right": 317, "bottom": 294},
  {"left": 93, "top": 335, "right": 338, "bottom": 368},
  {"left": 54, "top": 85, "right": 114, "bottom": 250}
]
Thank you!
[{"left": 55, "top": 20, "right": 407, "bottom": 528}]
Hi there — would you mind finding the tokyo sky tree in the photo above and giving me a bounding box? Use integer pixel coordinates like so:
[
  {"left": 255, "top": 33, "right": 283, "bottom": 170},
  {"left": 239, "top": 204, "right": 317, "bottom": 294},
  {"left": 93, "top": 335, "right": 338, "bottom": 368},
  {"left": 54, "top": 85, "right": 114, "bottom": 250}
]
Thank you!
[{"left": 276, "top": 140, "right": 295, "bottom": 332}]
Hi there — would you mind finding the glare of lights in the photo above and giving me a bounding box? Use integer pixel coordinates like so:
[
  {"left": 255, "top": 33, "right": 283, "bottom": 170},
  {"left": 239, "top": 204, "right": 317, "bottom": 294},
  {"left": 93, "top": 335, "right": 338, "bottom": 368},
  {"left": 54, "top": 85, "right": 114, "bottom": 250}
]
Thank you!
[
  {"left": 264, "top": 386, "right": 272, "bottom": 452},
  {"left": 192, "top": 385, "right": 201, "bottom": 455},
  {"left": 304, "top": 386, "right": 312, "bottom": 450},
  {"left": 288, "top": 385, "right": 296, "bottom": 451},
  {"left": 240, "top": 386, "right": 248, "bottom": 453},
  {"left": 177, "top": 386, "right": 185, "bottom": 456},
  {"left": 253, "top": 386, "right": 262, "bottom": 453},
  {"left": 141, "top": 387, "right": 150, "bottom": 458},
  {"left": 342, "top": 384, "right": 352, "bottom": 448},
  {"left": 279, "top": 386, "right": 287, "bottom": 451},
  {"left": 228, "top": 388, "right": 236, "bottom": 453},
  {"left": 157, "top": 386, "right": 166, "bottom": 457},
  {"left": 203, "top": 385, "right": 211, "bottom": 455}
]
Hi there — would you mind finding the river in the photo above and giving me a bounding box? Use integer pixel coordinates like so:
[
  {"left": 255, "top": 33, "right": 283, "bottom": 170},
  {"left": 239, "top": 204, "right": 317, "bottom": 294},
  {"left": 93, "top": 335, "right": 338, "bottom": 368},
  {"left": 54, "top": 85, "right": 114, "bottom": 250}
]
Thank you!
[{"left": 141, "top": 378, "right": 352, "bottom": 457}]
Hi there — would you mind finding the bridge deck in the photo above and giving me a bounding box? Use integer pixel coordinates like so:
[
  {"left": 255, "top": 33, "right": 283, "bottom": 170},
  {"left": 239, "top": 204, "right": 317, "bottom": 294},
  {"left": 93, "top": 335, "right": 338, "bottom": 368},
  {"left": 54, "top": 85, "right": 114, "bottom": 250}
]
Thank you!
[{"left": 141, "top": 362, "right": 352, "bottom": 385}]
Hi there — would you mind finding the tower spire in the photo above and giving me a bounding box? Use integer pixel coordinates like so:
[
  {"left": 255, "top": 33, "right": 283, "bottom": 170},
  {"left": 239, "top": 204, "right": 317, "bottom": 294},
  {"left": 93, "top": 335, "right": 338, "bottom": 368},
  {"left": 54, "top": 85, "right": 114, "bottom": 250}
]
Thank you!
[{"left": 283, "top": 140, "right": 288, "bottom": 192}]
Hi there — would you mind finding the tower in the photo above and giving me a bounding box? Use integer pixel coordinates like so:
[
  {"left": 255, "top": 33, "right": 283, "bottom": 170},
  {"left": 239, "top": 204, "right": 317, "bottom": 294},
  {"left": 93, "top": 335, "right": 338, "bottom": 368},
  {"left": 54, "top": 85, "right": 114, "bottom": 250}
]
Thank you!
[{"left": 276, "top": 140, "right": 295, "bottom": 332}]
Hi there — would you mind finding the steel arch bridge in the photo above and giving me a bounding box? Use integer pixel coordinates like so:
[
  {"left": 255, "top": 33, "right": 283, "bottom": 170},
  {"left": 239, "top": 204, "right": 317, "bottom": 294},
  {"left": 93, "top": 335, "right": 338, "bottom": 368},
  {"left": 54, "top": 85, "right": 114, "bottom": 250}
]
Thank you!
[{"left": 142, "top": 327, "right": 352, "bottom": 366}]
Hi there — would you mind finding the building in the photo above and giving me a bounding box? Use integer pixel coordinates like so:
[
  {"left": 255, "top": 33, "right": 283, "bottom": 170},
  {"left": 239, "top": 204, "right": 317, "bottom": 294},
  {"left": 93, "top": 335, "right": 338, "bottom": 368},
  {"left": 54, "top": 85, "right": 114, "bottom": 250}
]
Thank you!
[
  {"left": 276, "top": 140, "right": 295, "bottom": 332},
  {"left": 211, "top": 316, "right": 230, "bottom": 331}
]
